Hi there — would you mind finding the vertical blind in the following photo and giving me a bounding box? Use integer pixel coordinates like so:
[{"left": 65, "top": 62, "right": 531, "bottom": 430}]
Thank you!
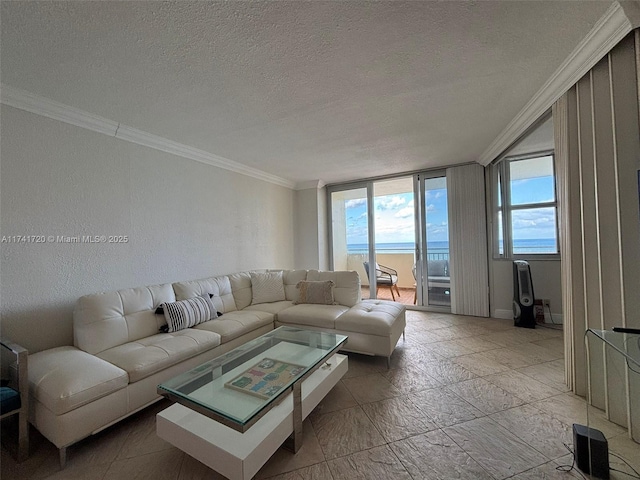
[
  {"left": 446, "top": 163, "right": 489, "bottom": 317},
  {"left": 555, "top": 31, "right": 640, "bottom": 441}
]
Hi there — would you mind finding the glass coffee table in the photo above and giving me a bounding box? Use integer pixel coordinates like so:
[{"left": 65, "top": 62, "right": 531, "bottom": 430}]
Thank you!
[{"left": 156, "top": 326, "right": 348, "bottom": 480}]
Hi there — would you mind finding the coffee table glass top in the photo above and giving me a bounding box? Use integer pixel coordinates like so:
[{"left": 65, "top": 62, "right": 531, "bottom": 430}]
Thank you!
[{"left": 157, "top": 326, "right": 347, "bottom": 429}]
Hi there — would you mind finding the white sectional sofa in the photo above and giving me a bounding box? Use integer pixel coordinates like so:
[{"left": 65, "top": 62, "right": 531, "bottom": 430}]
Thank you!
[{"left": 27, "top": 269, "right": 405, "bottom": 465}]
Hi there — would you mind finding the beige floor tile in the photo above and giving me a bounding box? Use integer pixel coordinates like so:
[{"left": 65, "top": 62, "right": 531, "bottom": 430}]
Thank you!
[
  {"left": 310, "top": 406, "right": 386, "bottom": 460},
  {"left": 342, "top": 373, "right": 402, "bottom": 404},
  {"left": 513, "top": 341, "right": 563, "bottom": 363},
  {"left": 410, "top": 317, "right": 453, "bottom": 330},
  {"left": 488, "top": 347, "right": 542, "bottom": 369},
  {"left": 340, "top": 354, "right": 385, "bottom": 379},
  {"left": 115, "top": 404, "right": 175, "bottom": 459},
  {"left": 379, "top": 362, "right": 443, "bottom": 394},
  {"left": 531, "top": 393, "right": 627, "bottom": 439},
  {"left": 103, "top": 448, "right": 184, "bottom": 480},
  {"left": 446, "top": 378, "right": 525, "bottom": 414},
  {"left": 361, "top": 395, "right": 438, "bottom": 442},
  {"left": 426, "top": 340, "right": 475, "bottom": 358},
  {"left": 517, "top": 359, "right": 570, "bottom": 392},
  {"left": 452, "top": 351, "right": 511, "bottom": 377},
  {"left": 481, "top": 329, "right": 547, "bottom": 348},
  {"left": 256, "top": 420, "right": 326, "bottom": 479},
  {"left": 475, "top": 318, "right": 514, "bottom": 332},
  {"left": 406, "top": 329, "right": 447, "bottom": 345},
  {"left": 38, "top": 464, "right": 111, "bottom": 480},
  {"left": 608, "top": 433, "right": 640, "bottom": 475},
  {"left": 444, "top": 417, "right": 548, "bottom": 479},
  {"left": 390, "top": 429, "right": 493, "bottom": 479},
  {"left": 534, "top": 326, "right": 565, "bottom": 338},
  {"left": 263, "top": 462, "right": 334, "bottom": 480},
  {"left": 484, "top": 370, "right": 561, "bottom": 402},
  {"left": 510, "top": 456, "right": 584, "bottom": 479},
  {"left": 453, "top": 336, "right": 502, "bottom": 353},
  {"left": 390, "top": 344, "right": 444, "bottom": 368},
  {"left": 178, "top": 453, "right": 227, "bottom": 479},
  {"left": 419, "top": 358, "right": 477, "bottom": 385},
  {"left": 1, "top": 428, "right": 58, "bottom": 480},
  {"left": 326, "top": 445, "right": 411, "bottom": 480},
  {"left": 446, "top": 324, "right": 497, "bottom": 338},
  {"left": 532, "top": 336, "right": 565, "bottom": 356},
  {"left": 408, "top": 388, "right": 484, "bottom": 427},
  {"left": 31, "top": 421, "right": 133, "bottom": 478},
  {"left": 489, "top": 404, "right": 573, "bottom": 460},
  {"left": 307, "top": 382, "right": 358, "bottom": 419}
]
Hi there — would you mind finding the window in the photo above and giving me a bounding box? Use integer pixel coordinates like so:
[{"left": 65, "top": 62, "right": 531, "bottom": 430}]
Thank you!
[{"left": 493, "top": 152, "right": 559, "bottom": 258}]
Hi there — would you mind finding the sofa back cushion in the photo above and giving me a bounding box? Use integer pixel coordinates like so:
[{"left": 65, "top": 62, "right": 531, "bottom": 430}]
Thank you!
[
  {"left": 281, "top": 270, "right": 308, "bottom": 301},
  {"left": 228, "top": 271, "right": 254, "bottom": 310},
  {"left": 306, "top": 270, "right": 361, "bottom": 307},
  {"left": 172, "top": 275, "right": 237, "bottom": 313},
  {"left": 229, "top": 270, "right": 307, "bottom": 309},
  {"left": 74, "top": 283, "right": 175, "bottom": 355}
]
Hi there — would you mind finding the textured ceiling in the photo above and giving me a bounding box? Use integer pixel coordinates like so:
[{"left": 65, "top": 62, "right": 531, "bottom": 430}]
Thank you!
[{"left": 1, "top": 1, "right": 613, "bottom": 186}]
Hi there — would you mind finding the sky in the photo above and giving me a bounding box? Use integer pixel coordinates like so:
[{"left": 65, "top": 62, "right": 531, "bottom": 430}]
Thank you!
[
  {"left": 344, "top": 174, "right": 556, "bottom": 246},
  {"left": 345, "top": 187, "right": 449, "bottom": 245}
]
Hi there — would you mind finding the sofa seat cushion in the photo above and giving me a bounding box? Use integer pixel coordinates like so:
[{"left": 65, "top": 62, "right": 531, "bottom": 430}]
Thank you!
[
  {"left": 276, "top": 304, "right": 349, "bottom": 329},
  {"left": 29, "top": 346, "right": 129, "bottom": 415},
  {"left": 336, "top": 299, "right": 406, "bottom": 336},
  {"left": 244, "top": 300, "right": 294, "bottom": 315},
  {"left": 97, "top": 330, "right": 221, "bottom": 383},
  {"left": 194, "top": 310, "right": 274, "bottom": 343}
]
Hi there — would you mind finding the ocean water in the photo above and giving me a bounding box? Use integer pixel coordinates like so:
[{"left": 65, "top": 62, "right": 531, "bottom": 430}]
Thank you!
[{"left": 347, "top": 239, "right": 557, "bottom": 255}]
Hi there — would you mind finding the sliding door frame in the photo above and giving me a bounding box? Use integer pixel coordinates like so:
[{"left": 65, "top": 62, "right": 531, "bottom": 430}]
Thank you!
[{"left": 327, "top": 168, "right": 450, "bottom": 310}]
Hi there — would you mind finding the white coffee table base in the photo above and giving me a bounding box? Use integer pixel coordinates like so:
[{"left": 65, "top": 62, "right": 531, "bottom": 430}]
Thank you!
[{"left": 157, "top": 353, "right": 347, "bottom": 480}]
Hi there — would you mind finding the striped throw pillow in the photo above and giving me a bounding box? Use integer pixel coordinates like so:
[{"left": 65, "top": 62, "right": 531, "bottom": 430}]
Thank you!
[{"left": 162, "top": 295, "right": 218, "bottom": 332}]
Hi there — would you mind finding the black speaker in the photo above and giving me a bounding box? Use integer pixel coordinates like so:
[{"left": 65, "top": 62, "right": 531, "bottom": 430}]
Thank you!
[
  {"left": 573, "top": 423, "right": 609, "bottom": 479},
  {"left": 513, "top": 260, "right": 535, "bottom": 328}
]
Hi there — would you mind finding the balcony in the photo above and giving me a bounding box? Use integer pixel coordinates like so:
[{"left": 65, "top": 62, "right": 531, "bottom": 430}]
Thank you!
[{"left": 346, "top": 251, "right": 450, "bottom": 307}]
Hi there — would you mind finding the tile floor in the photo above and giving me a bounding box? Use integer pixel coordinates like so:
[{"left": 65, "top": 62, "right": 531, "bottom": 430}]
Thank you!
[{"left": 2, "top": 311, "right": 639, "bottom": 479}]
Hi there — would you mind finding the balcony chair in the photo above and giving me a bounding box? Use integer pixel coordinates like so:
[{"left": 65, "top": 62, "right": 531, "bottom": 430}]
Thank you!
[
  {"left": 1, "top": 338, "right": 29, "bottom": 462},
  {"left": 363, "top": 261, "right": 401, "bottom": 301}
]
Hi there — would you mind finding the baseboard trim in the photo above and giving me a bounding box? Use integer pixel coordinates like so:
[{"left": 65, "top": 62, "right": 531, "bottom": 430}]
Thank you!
[
  {"left": 493, "top": 308, "right": 563, "bottom": 325},
  {"left": 494, "top": 309, "right": 513, "bottom": 320}
]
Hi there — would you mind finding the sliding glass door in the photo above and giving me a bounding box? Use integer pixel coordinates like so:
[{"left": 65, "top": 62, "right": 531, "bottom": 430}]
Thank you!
[
  {"left": 414, "top": 174, "right": 451, "bottom": 308},
  {"left": 330, "top": 186, "right": 373, "bottom": 297},
  {"left": 329, "top": 172, "right": 450, "bottom": 310}
]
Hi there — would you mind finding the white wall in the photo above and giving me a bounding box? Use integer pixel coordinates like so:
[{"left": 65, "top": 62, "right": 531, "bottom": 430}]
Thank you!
[
  {"left": 0, "top": 105, "right": 295, "bottom": 353},
  {"left": 294, "top": 185, "right": 329, "bottom": 271},
  {"left": 490, "top": 260, "right": 563, "bottom": 322}
]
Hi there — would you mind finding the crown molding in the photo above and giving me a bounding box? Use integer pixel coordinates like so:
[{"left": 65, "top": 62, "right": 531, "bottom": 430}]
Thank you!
[
  {"left": 1, "top": 84, "right": 295, "bottom": 189},
  {"left": 115, "top": 125, "right": 295, "bottom": 188},
  {"left": 1, "top": 84, "right": 119, "bottom": 136},
  {"left": 479, "top": 1, "right": 633, "bottom": 166},
  {"left": 294, "top": 180, "right": 326, "bottom": 190}
]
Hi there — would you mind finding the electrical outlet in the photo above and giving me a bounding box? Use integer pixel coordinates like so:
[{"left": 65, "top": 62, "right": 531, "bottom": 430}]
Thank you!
[{"left": 542, "top": 298, "right": 551, "bottom": 309}]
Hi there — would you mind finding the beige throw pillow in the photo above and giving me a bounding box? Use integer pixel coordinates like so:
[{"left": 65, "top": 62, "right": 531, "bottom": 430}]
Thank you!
[
  {"left": 251, "top": 271, "right": 286, "bottom": 304},
  {"left": 294, "top": 280, "right": 336, "bottom": 305}
]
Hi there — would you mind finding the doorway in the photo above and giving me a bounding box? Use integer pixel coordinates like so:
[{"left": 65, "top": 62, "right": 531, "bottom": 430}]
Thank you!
[{"left": 328, "top": 172, "right": 451, "bottom": 310}]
